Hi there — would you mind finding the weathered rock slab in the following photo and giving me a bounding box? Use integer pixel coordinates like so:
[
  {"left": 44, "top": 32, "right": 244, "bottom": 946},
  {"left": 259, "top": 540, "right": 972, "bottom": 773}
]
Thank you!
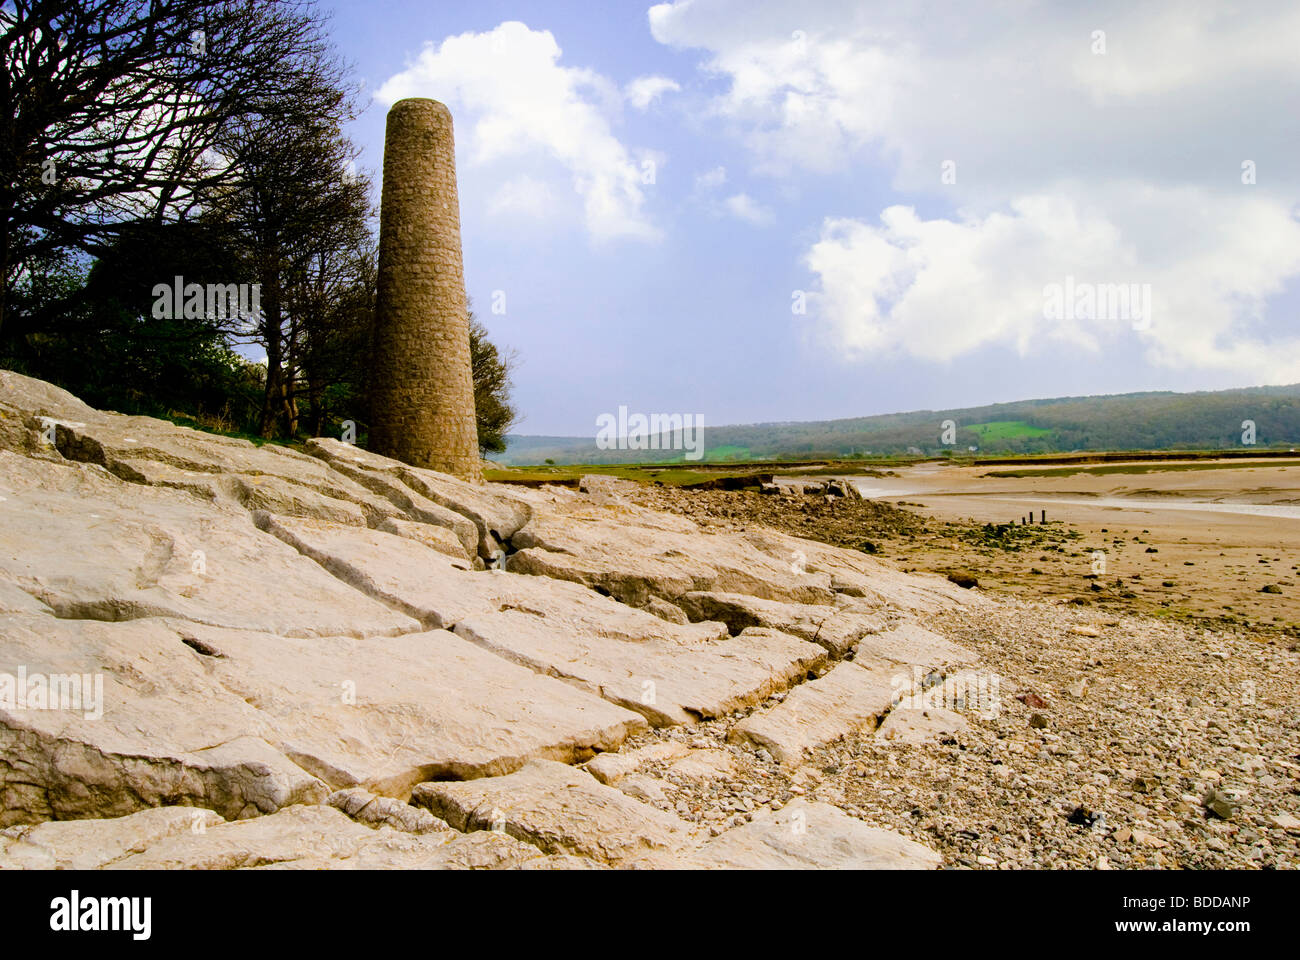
[
  {"left": 666, "top": 748, "right": 738, "bottom": 782},
  {"left": 0, "top": 451, "right": 418, "bottom": 638},
  {"left": 174, "top": 622, "right": 648, "bottom": 795},
  {"left": 677, "top": 590, "right": 885, "bottom": 657},
  {"left": 254, "top": 511, "right": 483, "bottom": 625},
  {"left": 376, "top": 516, "right": 475, "bottom": 564},
  {"left": 855, "top": 622, "right": 977, "bottom": 669},
  {"left": 41, "top": 404, "right": 399, "bottom": 525},
  {"left": 411, "top": 759, "right": 689, "bottom": 864},
  {"left": 741, "top": 529, "right": 987, "bottom": 612},
  {"left": 327, "top": 788, "right": 440, "bottom": 834},
  {"left": 662, "top": 800, "right": 942, "bottom": 869},
  {"left": 257, "top": 512, "right": 735, "bottom": 645},
  {"left": 1, "top": 803, "right": 589, "bottom": 870},
  {"left": 102, "top": 805, "right": 560, "bottom": 870},
  {"left": 876, "top": 706, "right": 969, "bottom": 744},
  {"left": 1, "top": 613, "right": 334, "bottom": 824},
  {"left": 584, "top": 742, "right": 690, "bottom": 784},
  {"left": 728, "top": 659, "right": 913, "bottom": 764},
  {"left": 509, "top": 507, "right": 838, "bottom": 607},
  {"left": 307, "top": 438, "right": 532, "bottom": 555},
  {"left": 0, "top": 614, "right": 644, "bottom": 824},
  {"left": 455, "top": 606, "right": 826, "bottom": 725},
  {"left": 0, "top": 806, "right": 223, "bottom": 870}
]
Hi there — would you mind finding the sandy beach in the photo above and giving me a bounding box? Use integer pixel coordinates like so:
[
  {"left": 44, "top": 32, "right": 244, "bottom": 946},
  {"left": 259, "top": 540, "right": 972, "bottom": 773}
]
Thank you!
[{"left": 849, "top": 459, "right": 1299, "bottom": 633}]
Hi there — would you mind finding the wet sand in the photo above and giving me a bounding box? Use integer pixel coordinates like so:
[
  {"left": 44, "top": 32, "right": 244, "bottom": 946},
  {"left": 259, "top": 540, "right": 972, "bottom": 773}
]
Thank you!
[{"left": 850, "top": 459, "right": 1299, "bottom": 633}]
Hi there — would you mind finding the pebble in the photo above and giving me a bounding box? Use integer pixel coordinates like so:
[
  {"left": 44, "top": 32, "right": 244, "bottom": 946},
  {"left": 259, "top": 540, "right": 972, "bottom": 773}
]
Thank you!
[{"left": 611, "top": 486, "right": 1300, "bottom": 870}]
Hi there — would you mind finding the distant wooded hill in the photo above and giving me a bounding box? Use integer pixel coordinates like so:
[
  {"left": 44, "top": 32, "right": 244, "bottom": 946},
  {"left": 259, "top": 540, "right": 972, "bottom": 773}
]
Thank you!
[{"left": 496, "top": 384, "right": 1300, "bottom": 465}]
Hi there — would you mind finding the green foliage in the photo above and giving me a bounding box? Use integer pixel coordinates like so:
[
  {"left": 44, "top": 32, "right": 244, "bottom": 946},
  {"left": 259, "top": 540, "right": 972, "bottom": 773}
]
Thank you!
[
  {"left": 469, "top": 312, "right": 519, "bottom": 457},
  {"left": 1, "top": 224, "right": 264, "bottom": 428}
]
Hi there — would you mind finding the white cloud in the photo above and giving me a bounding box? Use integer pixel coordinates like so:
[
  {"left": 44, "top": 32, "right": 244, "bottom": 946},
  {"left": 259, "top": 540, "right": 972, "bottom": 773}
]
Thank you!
[
  {"left": 651, "top": 0, "right": 1300, "bottom": 378},
  {"left": 377, "top": 21, "right": 658, "bottom": 242},
  {"left": 651, "top": 0, "right": 1300, "bottom": 189},
  {"left": 694, "top": 165, "right": 726, "bottom": 191},
  {"left": 690, "top": 165, "right": 772, "bottom": 223},
  {"left": 488, "top": 175, "right": 559, "bottom": 218},
  {"left": 625, "top": 74, "right": 681, "bottom": 109},
  {"left": 724, "top": 192, "right": 772, "bottom": 225},
  {"left": 804, "top": 188, "right": 1300, "bottom": 380},
  {"left": 649, "top": 1, "right": 906, "bottom": 175}
]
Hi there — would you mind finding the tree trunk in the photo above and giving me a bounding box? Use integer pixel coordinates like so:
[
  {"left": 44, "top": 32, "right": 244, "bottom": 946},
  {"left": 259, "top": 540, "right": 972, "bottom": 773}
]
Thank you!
[
  {"left": 301, "top": 292, "right": 324, "bottom": 437},
  {"left": 282, "top": 380, "right": 298, "bottom": 436},
  {"left": 307, "top": 376, "right": 324, "bottom": 437},
  {"left": 259, "top": 271, "right": 283, "bottom": 439},
  {"left": 0, "top": 203, "right": 11, "bottom": 342}
]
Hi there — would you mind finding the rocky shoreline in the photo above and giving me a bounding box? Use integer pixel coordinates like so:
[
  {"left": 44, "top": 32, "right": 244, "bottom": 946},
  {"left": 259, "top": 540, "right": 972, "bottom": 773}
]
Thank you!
[
  {"left": 619, "top": 481, "right": 1300, "bottom": 868},
  {"left": 1, "top": 371, "right": 1295, "bottom": 869},
  {"left": 607, "top": 599, "right": 1300, "bottom": 869}
]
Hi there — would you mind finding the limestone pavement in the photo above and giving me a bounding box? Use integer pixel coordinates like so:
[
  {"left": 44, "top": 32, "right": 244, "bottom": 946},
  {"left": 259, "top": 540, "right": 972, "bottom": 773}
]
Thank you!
[{"left": 0, "top": 370, "right": 994, "bottom": 869}]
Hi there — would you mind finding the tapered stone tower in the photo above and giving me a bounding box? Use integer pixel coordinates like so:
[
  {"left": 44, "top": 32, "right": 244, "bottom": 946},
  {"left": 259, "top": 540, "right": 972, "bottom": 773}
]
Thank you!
[{"left": 369, "top": 98, "right": 482, "bottom": 482}]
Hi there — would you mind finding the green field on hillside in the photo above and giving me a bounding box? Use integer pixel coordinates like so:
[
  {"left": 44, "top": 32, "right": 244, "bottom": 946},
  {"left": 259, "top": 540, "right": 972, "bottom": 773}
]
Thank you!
[
  {"left": 968, "top": 420, "right": 1052, "bottom": 443},
  {"left": 704, "top": 444, "right": 754, "bottom": 461}
]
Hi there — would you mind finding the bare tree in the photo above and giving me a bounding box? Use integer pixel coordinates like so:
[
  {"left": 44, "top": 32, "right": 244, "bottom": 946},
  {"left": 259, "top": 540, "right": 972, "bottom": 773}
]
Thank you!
[
  {"left": 293, "top": 230, "right": 376, "bottom": 438},
  {"left": 208, "top": 71, "right": 370, "bottom": 437},
  {"left": 0, "top": 0, "right": 334, "bottom": 336}
]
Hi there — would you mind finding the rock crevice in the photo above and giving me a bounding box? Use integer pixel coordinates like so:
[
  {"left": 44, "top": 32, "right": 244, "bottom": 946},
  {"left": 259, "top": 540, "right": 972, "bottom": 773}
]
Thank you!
[{"left": 0, "top": 370, "right": 973, "bottom": 869}]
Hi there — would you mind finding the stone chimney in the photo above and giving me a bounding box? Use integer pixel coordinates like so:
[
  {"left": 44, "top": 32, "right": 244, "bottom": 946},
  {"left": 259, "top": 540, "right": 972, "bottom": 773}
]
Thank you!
[{"left": 368, "top": 98, "right": 482, "bottom": 482}]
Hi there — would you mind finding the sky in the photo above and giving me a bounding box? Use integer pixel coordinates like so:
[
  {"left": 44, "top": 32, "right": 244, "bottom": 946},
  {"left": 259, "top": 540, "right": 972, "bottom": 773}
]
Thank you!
[{"left": 324, "top": 0, "right": 1300, "bottom": 436}]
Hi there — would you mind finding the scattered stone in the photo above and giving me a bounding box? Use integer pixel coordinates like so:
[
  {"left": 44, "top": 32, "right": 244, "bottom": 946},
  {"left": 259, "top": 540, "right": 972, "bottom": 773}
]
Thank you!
[
  {"left": 1132, "top": 829, "right": 1169, "bottom": 849},
  {"left": 1266, "top": 813, "right": 1300, "bottom": 832},
  {"left": 584, "top": 742, "right": 690, "bottom": 785},
  {"left": 666, "top": 749, "right": 737, "bottom": 781},
  {"left": 1067, "top": 806, "right": 1104, "bottom": 829},
  {"left": 1205, "top": 788, "right": 1244, "bottom": 820}
]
